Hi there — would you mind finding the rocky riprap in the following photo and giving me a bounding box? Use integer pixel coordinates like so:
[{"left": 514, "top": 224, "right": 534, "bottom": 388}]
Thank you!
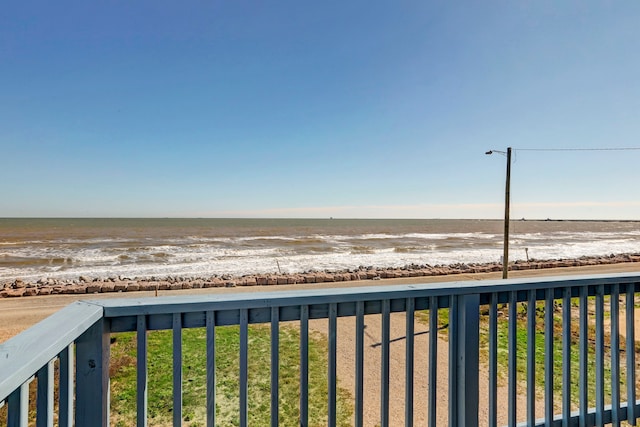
[{"left": 2, "top": 253, "right": 640, "bottom": 298}]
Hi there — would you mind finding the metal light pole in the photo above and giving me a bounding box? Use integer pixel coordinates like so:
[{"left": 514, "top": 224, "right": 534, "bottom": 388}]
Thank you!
[{"left": 486, "top": 147, "right": 512, "bottom": 279}]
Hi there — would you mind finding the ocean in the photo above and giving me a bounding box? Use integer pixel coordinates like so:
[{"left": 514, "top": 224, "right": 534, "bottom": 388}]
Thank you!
[{"left": 1, "top": 218, "right": 639, "bottom": 282}]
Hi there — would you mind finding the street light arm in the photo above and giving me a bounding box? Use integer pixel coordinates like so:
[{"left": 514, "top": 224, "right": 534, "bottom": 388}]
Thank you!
[{"left": 485, "top": 149, "right": 507, "bottom": 156}]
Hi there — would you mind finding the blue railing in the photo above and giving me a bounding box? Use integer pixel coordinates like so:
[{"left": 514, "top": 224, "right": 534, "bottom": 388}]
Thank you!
[{"left": 1, "top": 273, "right": 639, "bottom": 426}]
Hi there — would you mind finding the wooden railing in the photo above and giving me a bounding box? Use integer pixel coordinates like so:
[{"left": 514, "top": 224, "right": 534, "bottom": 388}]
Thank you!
[{"left": 1, "top": 273, "right": 640, "bottom": 426}]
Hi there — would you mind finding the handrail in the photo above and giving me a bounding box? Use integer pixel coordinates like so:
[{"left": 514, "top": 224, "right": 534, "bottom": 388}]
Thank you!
[
  {"left": 98, "top": 272, "right": 640, "bottom": 334},
  {"left": 0, "top": 301, "right": 103, "bottom": 402},
  {"left": 97, "top": 271, "right": 640, "bottom": 317}
]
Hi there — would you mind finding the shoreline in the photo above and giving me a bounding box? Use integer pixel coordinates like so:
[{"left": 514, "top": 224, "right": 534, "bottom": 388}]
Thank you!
[
  {"left": 2, "top": 259, "right": 640, "bottom": 343},
  {"left": 2, "top": 252, "right": 640, "bottom": 298}
]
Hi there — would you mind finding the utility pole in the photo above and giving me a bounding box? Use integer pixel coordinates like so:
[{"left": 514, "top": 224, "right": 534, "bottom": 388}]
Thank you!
[
  {"left": 502, "top": 147, "right": 511, "bottom": 279},
  {"left": 486, "top": 147, "right": 512, "bottom": 279}
]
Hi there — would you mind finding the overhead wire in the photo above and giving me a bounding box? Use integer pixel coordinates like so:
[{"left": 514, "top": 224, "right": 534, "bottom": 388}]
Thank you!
[{"left": 515, "top": 147, "right": 640, "bottom": 152}]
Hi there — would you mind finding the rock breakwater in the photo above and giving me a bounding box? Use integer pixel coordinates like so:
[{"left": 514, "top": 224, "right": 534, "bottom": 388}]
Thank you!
[{"left": 2, "top": 253, "right": 640, "bottom": 298}]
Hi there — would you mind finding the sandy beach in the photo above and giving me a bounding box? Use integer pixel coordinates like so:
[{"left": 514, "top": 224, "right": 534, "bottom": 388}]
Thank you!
[{"left": 3, "top": 262, "right": 640, "bottom": 426}]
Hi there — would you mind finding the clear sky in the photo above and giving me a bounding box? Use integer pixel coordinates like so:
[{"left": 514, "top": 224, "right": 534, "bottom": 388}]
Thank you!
[{"left": 2, "top": 1, "right": 640, "bottom": 219}]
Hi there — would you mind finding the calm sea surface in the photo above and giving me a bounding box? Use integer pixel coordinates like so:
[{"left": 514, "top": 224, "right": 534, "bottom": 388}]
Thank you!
[{"left": 1, "top": 218, "right": 639, "bottom": 281}]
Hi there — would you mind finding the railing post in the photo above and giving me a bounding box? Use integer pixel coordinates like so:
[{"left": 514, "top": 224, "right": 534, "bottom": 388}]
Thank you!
[
  {"left": 59, "top": 344, "right": 74, "bottom": 427},
  {"left": 35, "top": 360, "right": 54, "bottom": 427},
  {"left": 455, "top": 293, "right": 480, "bottom": 427},
  {"left": 75, "top": 317, "right": 110, "bottom": 426},
  {"left": 7, "top": 383, "right": 28, "bottom": 427}
]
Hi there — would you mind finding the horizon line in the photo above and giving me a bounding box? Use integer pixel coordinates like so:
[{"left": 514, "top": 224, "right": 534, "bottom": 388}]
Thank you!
[{"left": 1, "top": 216, "right": 639, "bottom": 222}]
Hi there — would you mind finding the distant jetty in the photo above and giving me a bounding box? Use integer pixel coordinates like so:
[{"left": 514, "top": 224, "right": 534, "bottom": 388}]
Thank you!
[{"left": 2, "top": 252, "right": 640, "bottom": 298}]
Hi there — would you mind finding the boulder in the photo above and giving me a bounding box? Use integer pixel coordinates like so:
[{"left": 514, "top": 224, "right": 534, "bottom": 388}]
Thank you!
[
  {"left": 100, "top": 282, "right": 116, "bottom": 293},
  {"left": 319, "top": 273, "right": 334, "bottom": 282},
  {"left": 23, "top": 288, "right": 38, "bottom": 297},
  {"left": 137, "top": 282, "right": 157, "bottom": 291},
  {"left": 61, "top": 285, "right": 86, "bottom": 294},
  {"left": 204, "top": 279, "right": 223, "bottom": 288},
  {"left": 243, "top": 278, "right": 257, "bottom": 286},
  {"left": 1, "top": 288, "right": 25, "bottom": 298},
  {"left": 114, "top": 282, "right": 128, "bottom": 292},
  {"left": 86, "top": 284, "right": 102, "bottom": 293}
]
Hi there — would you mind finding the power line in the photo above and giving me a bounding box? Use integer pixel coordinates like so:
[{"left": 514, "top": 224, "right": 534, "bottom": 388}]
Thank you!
[{"left": 516, "top": 147, "right": 640, "bottom": 152}]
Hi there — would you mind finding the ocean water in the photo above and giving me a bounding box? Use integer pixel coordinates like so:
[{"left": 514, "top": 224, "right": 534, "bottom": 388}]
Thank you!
[{"left": 1, "top": 218, "right": 639, "bottom": 282}]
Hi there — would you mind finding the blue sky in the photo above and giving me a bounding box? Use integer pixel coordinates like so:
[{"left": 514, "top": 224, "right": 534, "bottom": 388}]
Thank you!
[{"left": 2, "top": 1, "right": 640, "bottom": 219}]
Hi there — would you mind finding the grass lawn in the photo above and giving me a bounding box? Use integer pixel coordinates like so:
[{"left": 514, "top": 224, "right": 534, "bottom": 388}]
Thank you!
[
  {"left": 487, "top": 298, "right": 640, "bottom": 410},
  {"left": 109, "top": 324, "right": 352, "bottom": 427},
  {"left": 420, "top": 296, "right": 640, "bottom": 412}
]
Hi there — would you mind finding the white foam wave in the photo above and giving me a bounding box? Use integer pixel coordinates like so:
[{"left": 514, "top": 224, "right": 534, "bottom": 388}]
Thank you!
[{"left": 2, "top": 228, "right": 640, "bottom": 282}]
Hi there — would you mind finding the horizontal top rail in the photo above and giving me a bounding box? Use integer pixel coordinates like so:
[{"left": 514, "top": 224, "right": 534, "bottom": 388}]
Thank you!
[
  {"left": 0, "top": 301, "right": 103, "bottom": 401},
  {"left": 95, "top": 272, "right": 640, "bottom": 318}
]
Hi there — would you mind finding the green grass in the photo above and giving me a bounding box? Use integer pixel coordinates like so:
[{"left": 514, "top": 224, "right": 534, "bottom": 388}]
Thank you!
[
  {"left": 477, "top": 301, "right": 599, "bottom": 405},
  {"left": 422, "top": 297, "right": 640, "bottom": 412},
  {"left": 109, "top": 325, "right": 352, "bottom": 427}
]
